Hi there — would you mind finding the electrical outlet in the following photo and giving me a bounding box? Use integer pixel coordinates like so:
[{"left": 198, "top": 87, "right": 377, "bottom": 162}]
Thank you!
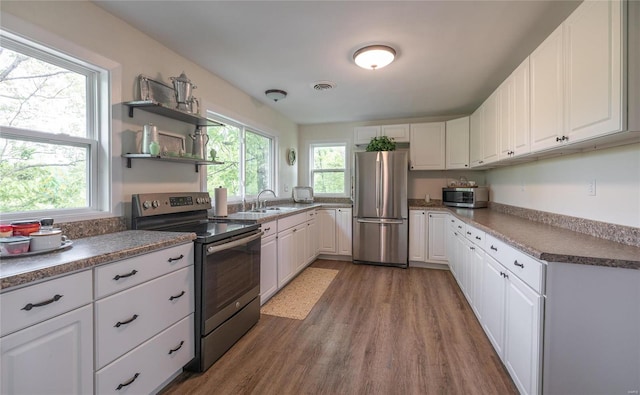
[{"left": 587, "top": 179, "right": 596, "bottom": 196}]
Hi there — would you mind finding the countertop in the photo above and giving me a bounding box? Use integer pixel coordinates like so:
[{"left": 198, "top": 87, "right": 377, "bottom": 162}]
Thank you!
[
  {"left": 212, "top": 202, "right": 352, "bottom": 223},
  {"left": 410, "top": 205, "right": 640, "bottom": 270},
  {"left": 0, "top": 230, "right": 196, "bottom": 291}
]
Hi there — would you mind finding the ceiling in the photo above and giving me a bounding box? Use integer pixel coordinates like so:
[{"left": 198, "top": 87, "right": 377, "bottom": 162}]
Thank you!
[{"left": 94, "top": 1, "right": 581, "bottom": 125}]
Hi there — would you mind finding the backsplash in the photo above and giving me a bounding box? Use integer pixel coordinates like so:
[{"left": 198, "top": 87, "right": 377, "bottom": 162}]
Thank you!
[
  {"left": 489, "top": 202, "right": 640, "bottom": 248},
  {"left": 59, "top": 217, "right": 128, "bottom": 240}
]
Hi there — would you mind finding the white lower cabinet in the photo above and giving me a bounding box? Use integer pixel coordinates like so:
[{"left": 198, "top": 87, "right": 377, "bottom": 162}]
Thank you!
[
  {"left": 260, "top": 220, "right": 278, "bottom": 305},
  {"left": 276, "top": 211, "right": 319, "bottom": 289},
  {"left": 336, "top": 208, "right": 352, "bottom": 256},
  {"left": 317, "top": 208, "right": 352, "bottom": 257},
  {"left": 318, "top": 209, "right": 337, "bottom": 253},
  {"left": 481, "top": 255, "right": 507, "bottom": 357},
  {"left": 409, "top": 210, "right": 427, "bottom": 262},
  {"left": 1, "top": 305, "right": 93, "bottom": 395},
  {"left": 410, "top": 210, "right": 448, "bottom": 265},
  {"left": 427, "top": 212, "right": 447, "bottom": 262}
]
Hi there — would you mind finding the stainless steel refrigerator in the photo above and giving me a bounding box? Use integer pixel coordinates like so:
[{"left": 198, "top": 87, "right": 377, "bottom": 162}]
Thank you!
[{"left": 353, "top": 151, "right": 408, "bottom": 268}]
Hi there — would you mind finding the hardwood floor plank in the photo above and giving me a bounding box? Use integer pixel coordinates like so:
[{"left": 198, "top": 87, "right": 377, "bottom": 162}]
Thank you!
[{"left": 160, "top": 260, "right": 517, "bottom": 395}]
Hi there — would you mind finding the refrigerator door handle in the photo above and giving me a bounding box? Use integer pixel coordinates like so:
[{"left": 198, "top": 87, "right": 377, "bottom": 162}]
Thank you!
[
  {"left": 375, "top": 154, "right": 381, "bottom": 217},
  {"left": 356, "top": 218, "right": 405, "bottom": 225}
]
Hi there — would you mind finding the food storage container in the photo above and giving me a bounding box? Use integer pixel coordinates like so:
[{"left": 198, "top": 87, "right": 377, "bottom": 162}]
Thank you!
[
  {"left": 0, "top": 236, "right": 31, "bottom": 255},
  {"left": 0, "top": 225, "right": 13, "bottom": 238},
  {"left": 11, "top": 220, "right": 40, "bottom": 236},
  {"left": 29, "top": 229, "right": 65, "bottom": 251}
]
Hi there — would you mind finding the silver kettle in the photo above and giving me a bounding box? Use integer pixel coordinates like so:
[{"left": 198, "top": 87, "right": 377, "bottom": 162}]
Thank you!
[{"left": 189, "top": 127, "right": 209, "bottom": 160}]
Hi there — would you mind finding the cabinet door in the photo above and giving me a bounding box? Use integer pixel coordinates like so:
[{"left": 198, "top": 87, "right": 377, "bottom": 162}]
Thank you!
[
  {"left": 409, "top": 122, "right": 446, "bottom": 170},
  {"left": 294, "top": 224, "right": 308, "bottom": 273},
  {"left": 482, "top": 255, "right": 507, "bottom": 357},
  {"left": 277, "top": 228, "right": 296, "bottom": 288},
  {"left": 512, "top": 58, "right": 531, "bottom": 156},
  {"left": 1, "top": 305, "right": 93, "bottom": 395},
  {"left": 482, "top": 91, "right": 500, "bottom": 164},
  {"left": 504, "top": 273, "right": 543, "bottom": 395},
  {"left": 317, "top": 209, "right": 336, "bottom": 253},
  {"left": 260, "top": 235, "right": 278, "bottom": 305},
  {"left": 469, "top": 106, "right": 484, "bottom": 167},
  {"left": 498, "top": 76, "right": 515, "bottom": 160},
  {"left": 427, "top": 212, "right": 447, "bottom": 262},
  {"left": 381, "top": 124, "right": 410, "bottom": 142},
  {"left": 530, "top": 24, "right": 565, "bottom": 152},
  {"left": 470, "top": 245, "right": 485, "bottom": 321},
  {"left": 445, "top": 117, "right": 470, "bottom": 169},
  {"left": 447, "top": 226, "right": 459, "bottom": 279},
  {"left": 354, "top": 126, "right": 381, "bottom": 145},
  {"left": 409, "top": 210, "right": 426, "bottom": 262},
  {"left": 565, "top": 0, "right": 622, "bottom": 142},
  {"left": 306, "top": 219, "right": 318, "bottom": 264},
  {"left": 336, "top": 208, "right": 352, "bottom": 255}
]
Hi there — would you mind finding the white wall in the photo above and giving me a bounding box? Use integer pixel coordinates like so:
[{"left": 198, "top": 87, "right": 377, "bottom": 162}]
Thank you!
[
  {"left": 299, "top": 115, "right": 483, "bottom": 200},
  {"left": 1, "top": 1, "right": 298, "bottom": 215},
  {"left": 486, "top": 143, "right": 640, "bottom": 227}
]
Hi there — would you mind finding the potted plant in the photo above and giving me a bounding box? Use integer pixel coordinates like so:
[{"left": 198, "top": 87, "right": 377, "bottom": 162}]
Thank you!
[{"left": 366, "top": 135, "right": 396, "bottom": 151}]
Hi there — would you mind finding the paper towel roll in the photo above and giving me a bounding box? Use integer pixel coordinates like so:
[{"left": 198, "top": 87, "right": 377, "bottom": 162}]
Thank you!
[{"left": 214, "top": 187, "right": 228, "bottom": 217}]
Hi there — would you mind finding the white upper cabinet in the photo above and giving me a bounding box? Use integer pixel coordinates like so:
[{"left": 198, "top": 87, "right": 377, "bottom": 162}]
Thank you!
[
  {"left": 445, "top": 116, "right": 470, "bottom": 169},
  {"left": 530, "top": 24, "right": 565, "bottom": 152},
  {"left": 354, "top": 124, "right": 409, "bottom": 145},
  {"left": 564, "top": 0, "right": 623, "bottom": 142},
  {"left": 381, "top": 124, "right": 410, "bottom": 142},
  {"left": 353, "top": 126, "right": 381, "bottom": 145},
  {"left": 500, "top": 57, "right": 531, "bottom": 159},
  {"left": 482, "top": 91, "right": 500, "bottom": 164},
  {"left": 409, "top": 122, "right": 446, "bottom": 170},
  {"left": 470, "top": 106, "right": 484, "bottom": 167},
  {"left": 531, "top": 0, "right": 624, "bottom": 152}
]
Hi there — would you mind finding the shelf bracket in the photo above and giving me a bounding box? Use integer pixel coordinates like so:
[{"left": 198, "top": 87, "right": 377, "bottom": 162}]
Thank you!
[{"left": 128, "top": 106, "right": 134, "bottom": 118}]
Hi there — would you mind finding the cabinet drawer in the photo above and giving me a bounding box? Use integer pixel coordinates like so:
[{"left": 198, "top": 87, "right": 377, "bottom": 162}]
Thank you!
[
  {"left": 278, "top": 212, "right": 307, "bottom": 231},
  {"left": 465, "top": 224, "right": 486, "bottom": 249},
  {"left": 485, "top": 234, "right": 545, "bottom": 293},
  {"left": 94, "top": 243, "right": 193, "bottom": 298},
  {"left": 95, "top": 315, "right": 194, "bottom": 395},
  {"left": 307, "top": 209, "right": 318, "bottom": 221},
  {"left": 1, "top": 270, "right": 92, "bottom": 337},
  {"left": 448, "top": 216, "right": 466, "bottom": 234},
  {"left": 94, "top": 266, "right": 194, "bottom": 369},
  {"left": 261, "top": 220, "right": 277, "bottom": 239}
]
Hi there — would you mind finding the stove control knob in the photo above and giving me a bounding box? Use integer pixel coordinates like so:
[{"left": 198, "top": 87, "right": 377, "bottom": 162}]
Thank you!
[
  {"left": 207, "top": 246, "right": 215, "bottom": 254},
  {"left": 143, "top": 200, "right": 152, "bottom": 209},
  {"left": 196, "top": 198, "right": 202, "bottom": 204},
  {"left": 152, "top": 200, "right": 160, "bottom": 208}
]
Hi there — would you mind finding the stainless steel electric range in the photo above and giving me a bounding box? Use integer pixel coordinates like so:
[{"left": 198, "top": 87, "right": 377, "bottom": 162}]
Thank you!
[{"left": 131, "top": 192, "right": 262, "bottom": 372}]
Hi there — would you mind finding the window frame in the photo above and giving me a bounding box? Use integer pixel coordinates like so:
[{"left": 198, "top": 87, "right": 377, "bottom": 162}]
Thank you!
[
  {"left": 203, "top": 112, "right": 276, "bottom": 202},
  {"left": 0, "top": 27, "right": 115, "bottom": 222},
  {"left": 309, "top": 141, "right": 350, "bottom": 197}
]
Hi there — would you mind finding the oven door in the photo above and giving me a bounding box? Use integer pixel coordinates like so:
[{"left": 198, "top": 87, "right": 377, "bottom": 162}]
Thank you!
[{"left": 201, "top": 229, "right": 262, "bottom": 335}]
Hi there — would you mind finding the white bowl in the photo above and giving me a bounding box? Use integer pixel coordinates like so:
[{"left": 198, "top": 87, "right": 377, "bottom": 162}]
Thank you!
[{"left": 29, "top": 229, "right": 66, "bottom": 251}]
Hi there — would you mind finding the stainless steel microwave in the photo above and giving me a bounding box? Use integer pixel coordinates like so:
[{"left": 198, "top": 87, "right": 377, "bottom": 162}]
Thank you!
[{"left": 442, "top": 187, "right": 489, "bottom": 208}]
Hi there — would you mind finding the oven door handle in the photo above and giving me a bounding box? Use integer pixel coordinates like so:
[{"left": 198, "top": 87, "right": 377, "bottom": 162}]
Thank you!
[{"left": 206, "top": 231, "right": 264, "bottom": 255}]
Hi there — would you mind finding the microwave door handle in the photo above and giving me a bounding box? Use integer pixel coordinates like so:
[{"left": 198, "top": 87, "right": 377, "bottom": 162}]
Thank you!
[{"left": 206, "top": 231, "right": 264, "bottom": 255}]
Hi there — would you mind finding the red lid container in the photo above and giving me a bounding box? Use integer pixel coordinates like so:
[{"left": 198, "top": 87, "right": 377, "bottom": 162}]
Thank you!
[
  {"left": 0, "top": 225, "right": 12, "bottom": 237},
  {"left": 11, "top": 220, "right": 41, "bottom": 237}
]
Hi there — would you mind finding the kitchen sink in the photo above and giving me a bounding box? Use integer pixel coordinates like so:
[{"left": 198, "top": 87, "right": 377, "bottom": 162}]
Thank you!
[{"left": 237, "top": 206, "right": 300, "bottom": 214}]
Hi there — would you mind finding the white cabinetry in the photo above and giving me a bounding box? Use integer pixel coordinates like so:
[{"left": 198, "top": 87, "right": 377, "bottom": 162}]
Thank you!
[
  {"left": 94, "top": 243, "right": 194, "bottom": 394},
  {"left": 409, "top": 210, "right": 427, "bottom": 262},
  {"left": 499, "top": 57, "right": 531, "bottom": 159},
  {"left": 409, "top": 122, "right": 446, "bottom": 170},
  {"left": 318, "top": 209, "right": 337, "bottom": 253},
  {"left": 276, "top": 211, "right": 318, "bottom": 288},
  {"left": 531, "top": 0, "right": 624, "bottom": 152},
  {"left": 469, "top": 106, "right": 484, "bottom": 167},
  {"left": 336, "top": 208, "right": 352, "bottom": 256},
  {"left": 306, "top": 210, "right": 319, "bottom": 263},
  {"left": 427, "top": 212, "right": 447, "bottom": 262},
  {"left": 482, "top": 91, "right": 500, "bottom": 165},
  {"left": 1, "top": 270, "right": 93, "bottom": 395},
  {"left": 354, "top": 125, "right": 410, "bottom": 145},
  {"left": 260, "top": 220, "right": 278, "bottom": 305},
  {"left": 353, "top": 126, "right": 380, "bottom": 145},
  {"left": 445, "top": 117, "right": 470, "bottom": 169},
  {"left": 381, "top": 124, "right": 410, "bottom": 142}
]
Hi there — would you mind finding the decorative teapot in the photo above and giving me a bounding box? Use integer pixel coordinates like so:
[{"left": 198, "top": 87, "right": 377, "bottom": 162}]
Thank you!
[
  {"left": 170, "top": 72, "right": 197, "bottom": 112},
  {"left": 189, "top": 126, "right": 209, "bottom": 160}
]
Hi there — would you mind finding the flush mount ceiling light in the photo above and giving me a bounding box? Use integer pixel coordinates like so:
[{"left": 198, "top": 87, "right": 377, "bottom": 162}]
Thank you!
[
  {"left": 353, "top": 45, "right": 396, "bottom": 70},
  {"left": 265, "top": 89, "right": 287, "bottom": 102}
]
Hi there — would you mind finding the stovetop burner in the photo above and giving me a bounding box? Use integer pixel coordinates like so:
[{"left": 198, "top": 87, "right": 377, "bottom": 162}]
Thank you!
[{"left": 166, "top": 220, "right": 259, "bottom": 244}]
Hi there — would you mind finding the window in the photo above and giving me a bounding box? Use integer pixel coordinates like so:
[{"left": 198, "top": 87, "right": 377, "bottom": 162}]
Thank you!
[
  {"left": 310, "top": 143, "right": 348, "bottom": 196},
  {"left": 205, "top": 114, "right": 274, "bottom": 200},
  {"left": 0, "top": 32, "right": 109, "bottom": 218}
]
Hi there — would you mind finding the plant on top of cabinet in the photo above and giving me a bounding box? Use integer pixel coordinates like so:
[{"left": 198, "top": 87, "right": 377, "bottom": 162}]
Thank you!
[{"left": 366, "top": 136, "right": 396, "bottom": 151}]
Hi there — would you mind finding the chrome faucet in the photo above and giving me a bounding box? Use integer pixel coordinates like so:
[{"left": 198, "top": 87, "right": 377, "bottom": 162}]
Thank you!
[{"left": 256, "top": 189, "right": 276, "bottom": 209}]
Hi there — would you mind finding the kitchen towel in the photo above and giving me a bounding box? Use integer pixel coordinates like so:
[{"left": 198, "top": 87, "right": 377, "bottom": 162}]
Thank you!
[{"left": 214, "top": 187, "right": 228, "bottom": 216}]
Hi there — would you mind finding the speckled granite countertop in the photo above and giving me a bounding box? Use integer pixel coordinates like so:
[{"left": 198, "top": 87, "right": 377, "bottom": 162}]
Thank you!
[
  {"left": 211, "top": 202, "right": 352, "bottom": 224},
  {"left": 0, "top": 230, "right": 196, "bottom": 291},
  {"left": 409, "top": 205, "right": 640, "bottom": 270}
]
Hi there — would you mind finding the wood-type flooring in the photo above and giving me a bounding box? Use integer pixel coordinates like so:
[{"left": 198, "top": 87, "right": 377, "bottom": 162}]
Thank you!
[{"left": 161, "top": 259, "right": 517, "bottom": 395}]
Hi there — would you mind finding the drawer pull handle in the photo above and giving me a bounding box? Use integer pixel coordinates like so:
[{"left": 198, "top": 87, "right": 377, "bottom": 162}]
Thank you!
[
  {"left": 168, "top": 340, "right": 185, "bottom": 355},
  {"left": 116, "top": 373, "right": 140, "bottom": 390},
  {"left": 457, "top": 225, "right": 462, "bottom": 229},
  {"left": 470, "top": 246, "right": 475, "bottom": 250},
  {"left": 500, "top": 271, "right": 509, "bottom": 279},
  {"left": 113, "top": 269, "right": 137, "bottom": 281},
  {"left": 264, "top": 227, "right": 271, "bottom": 232},
  {"left": 475, "top": 236, "right": 481, "bottom": 240},
  {"left": 169, "top": 291, "right": 185, "bottom": 301},
  {"left": 21, "top": 294, "right": 63, "bottom": 311},
  {"left": 514, "top": 260, "right": 524, "bottom": 268},
  {"left": 114, "top": 314, "right": 139, "bottom": 328},
  {"left": 168, "top": 254, "right": 184, "bottom": 262},
  {"left": 490, "top": 245, "right": 498, "bottom": 251}
]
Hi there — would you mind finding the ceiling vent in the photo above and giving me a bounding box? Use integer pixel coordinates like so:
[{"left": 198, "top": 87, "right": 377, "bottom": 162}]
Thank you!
[{"left": 312, "top": 81, "right": 337, "bottom": 91}]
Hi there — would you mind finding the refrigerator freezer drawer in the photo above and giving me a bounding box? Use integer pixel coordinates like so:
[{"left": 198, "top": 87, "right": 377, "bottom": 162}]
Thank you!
[{"left": 352, "top": 219, "right": 408, "bottom": 267}]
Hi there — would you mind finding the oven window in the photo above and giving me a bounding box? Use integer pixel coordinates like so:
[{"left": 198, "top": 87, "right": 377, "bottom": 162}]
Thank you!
[{"left": 203, "top": 236, "right": 260, "bottom": 318}]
